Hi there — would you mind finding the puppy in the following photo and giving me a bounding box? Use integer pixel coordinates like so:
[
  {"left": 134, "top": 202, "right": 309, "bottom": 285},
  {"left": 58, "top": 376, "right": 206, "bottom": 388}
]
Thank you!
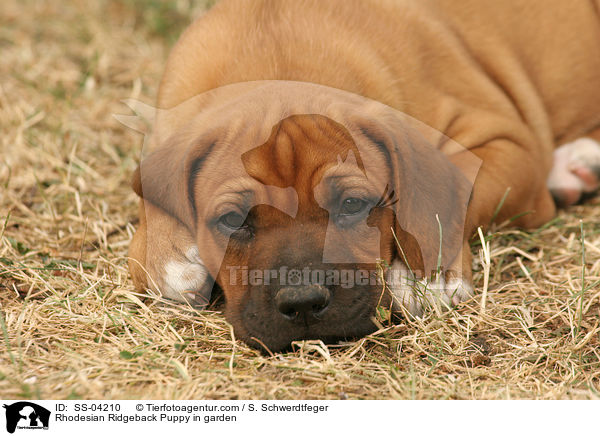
[{"left": 129, "top": 0, "right": 600, "bottom": 351}]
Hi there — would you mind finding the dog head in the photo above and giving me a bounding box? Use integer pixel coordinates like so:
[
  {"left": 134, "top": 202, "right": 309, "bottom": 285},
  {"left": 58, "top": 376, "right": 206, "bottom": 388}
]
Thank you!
[{"left": 132, "top": 81, "right": 476, "bottom": 351}]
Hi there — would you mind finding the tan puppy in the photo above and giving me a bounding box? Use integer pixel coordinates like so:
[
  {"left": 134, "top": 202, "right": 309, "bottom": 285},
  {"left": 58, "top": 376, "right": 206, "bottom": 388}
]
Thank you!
[{"left": 129, "top": 0, "right": 600, "bottom": 351}]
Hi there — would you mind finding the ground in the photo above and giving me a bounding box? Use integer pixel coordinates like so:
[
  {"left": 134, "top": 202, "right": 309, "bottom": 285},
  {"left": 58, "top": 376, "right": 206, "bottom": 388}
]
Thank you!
[{"left": 1, "top": 0, "right": 599, "bottom": 400}]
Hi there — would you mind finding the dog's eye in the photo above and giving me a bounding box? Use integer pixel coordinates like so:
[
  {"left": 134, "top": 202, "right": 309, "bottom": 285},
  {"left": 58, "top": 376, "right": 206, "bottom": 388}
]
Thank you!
[
  {"left": 217, "top": 211, "right": 253, "bottom": 239},
  {"left": 335, "top": 197, "right": 372, "bottom": 228},
  {"left": 219, "top": 212, "right": 246, "bottom": 229},
  {"left": 340, "top": 197, "right": 368, "bottom": 215}
]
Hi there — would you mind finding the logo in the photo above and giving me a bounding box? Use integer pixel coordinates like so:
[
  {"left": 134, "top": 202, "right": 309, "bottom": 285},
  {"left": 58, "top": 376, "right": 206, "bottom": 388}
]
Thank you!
[{"left": 2, "top": 402, "right": 50, "bottom": 434}]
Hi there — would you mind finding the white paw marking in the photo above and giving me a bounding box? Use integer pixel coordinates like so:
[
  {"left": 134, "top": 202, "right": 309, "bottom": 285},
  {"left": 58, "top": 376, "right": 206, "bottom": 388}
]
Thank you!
[
  {"left": 548, "top": 137, "right": 600, "bottom": 206},
  {"left": 161, "top": 247, "right": 211, "bottom": 306},
  {"left": 386, "top": 259, "right": 473, "bottom": 316}
]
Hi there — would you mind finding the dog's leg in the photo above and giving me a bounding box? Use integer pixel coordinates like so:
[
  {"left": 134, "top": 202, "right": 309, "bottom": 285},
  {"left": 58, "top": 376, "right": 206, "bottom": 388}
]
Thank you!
[
  {"left": 547, "top": 130, "right": 600, "bottom": 207},
  {"left": 389, "top": 138, "right": 556, "bottom": 316},
  {"left": 458, "top": 139, "right": 556, "bottom": 297},
  {"left": 129, "top": 200, "right": 212, "bottom": 307}
]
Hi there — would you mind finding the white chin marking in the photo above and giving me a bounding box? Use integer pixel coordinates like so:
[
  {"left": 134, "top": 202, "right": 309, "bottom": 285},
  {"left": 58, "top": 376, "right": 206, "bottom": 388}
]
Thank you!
[
  {"left": 386, "top": 259, "right": 473, "bottom": 316},
  {"left": 161, "top": 247, "right": 210, "bottom": 306}
]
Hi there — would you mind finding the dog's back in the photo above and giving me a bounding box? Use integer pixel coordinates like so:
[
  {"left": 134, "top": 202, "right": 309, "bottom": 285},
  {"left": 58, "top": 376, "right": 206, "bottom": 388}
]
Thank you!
[{"left": 158, "top": 0, "right": 600, "bottom": 146}]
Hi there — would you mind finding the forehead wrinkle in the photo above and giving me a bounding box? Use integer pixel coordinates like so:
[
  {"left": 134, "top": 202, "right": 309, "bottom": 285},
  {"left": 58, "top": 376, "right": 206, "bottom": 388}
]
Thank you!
[
  {"left": 327, "top": 175, "right": 372, "bottom": 192},
  {"left": 272, "top": 116, "right": 326, "bottom": 191},
  {"left": 212, "top": 177, "right": 259, "bottom": 198},
  {"left": 317, "top": 145, "right": 391, "bottom": 197},
  {"left": 283, "top": 118, "right": 364, "bottom": 193},
  {"left": 206, "top": 180, "right": 255, "bottom": 218},
  {"left": 208, "top": 177, "right": 299, "bottom": 218},
  {"left": 272, "top": 125, "right": 296, "bottom": 187}
]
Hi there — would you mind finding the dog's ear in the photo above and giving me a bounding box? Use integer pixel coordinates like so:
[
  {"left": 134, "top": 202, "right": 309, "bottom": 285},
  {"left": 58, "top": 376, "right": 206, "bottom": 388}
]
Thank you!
[
  {"left": 360, "top": 119, "right": 479, "bottom": 278},
  {"left": 132, "top": 135, "right": 212, "bottom": 231}
]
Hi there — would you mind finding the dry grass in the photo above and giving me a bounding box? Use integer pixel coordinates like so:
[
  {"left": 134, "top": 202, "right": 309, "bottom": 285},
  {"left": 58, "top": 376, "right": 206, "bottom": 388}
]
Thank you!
[{"left": 1, "top": 0, "right": 599, "bottom": 400}]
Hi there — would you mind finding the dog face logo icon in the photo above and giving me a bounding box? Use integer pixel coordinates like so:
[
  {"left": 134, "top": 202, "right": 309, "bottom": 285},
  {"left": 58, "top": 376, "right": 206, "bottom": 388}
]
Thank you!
[{"left": 2, "top": 402, "right": 50, "bottom": 433}]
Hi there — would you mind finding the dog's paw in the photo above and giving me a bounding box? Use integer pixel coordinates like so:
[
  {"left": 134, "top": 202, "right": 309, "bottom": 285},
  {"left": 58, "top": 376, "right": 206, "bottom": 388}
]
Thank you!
[
  {"left": 547, "top": 137, "right": 600, "bottom": 207},
  {"left": 129, "top": 201, "right": 214, "bottom": 307},
  {"left": 159, "top": 246, "right": 213, "bottom": 307},
  {"left": 386, "top": 259, "right": 473, "bottom": 316}
]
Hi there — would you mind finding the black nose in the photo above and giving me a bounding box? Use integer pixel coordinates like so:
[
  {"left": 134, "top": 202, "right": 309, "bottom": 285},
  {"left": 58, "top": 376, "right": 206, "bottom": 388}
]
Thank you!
[{"left": 274, "top": 285, "right": 331, "bottom": 324}]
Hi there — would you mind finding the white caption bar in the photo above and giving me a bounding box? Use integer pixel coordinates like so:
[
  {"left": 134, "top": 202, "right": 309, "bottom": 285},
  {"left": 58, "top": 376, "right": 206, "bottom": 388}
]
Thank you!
[{"left": 0, "top": 400, "right": 595, "bottom": 435}]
